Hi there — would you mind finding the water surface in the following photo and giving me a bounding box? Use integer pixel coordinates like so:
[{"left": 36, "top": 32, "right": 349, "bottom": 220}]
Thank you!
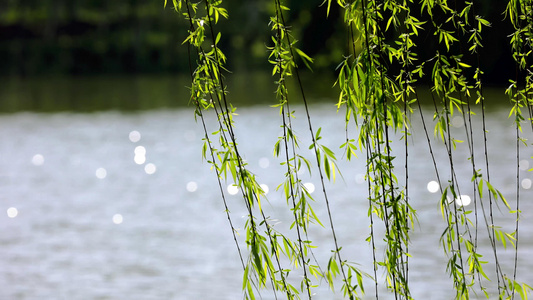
[
  {"left": 0, "top": 101, "right": 532, "bottom": 299},
  {"left": 1, "top": 75, "right": 532, "bottom": 299}
]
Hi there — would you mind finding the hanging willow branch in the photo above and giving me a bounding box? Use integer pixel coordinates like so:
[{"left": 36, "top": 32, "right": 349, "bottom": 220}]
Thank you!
[
  {"left": 166, "top": 1, "right": 308, "bottom": 299},
  {"left": 167, "top": 0, "right": 533, "bottom": 299},
  {"left": 269, "top": 1, "right": 368, "bottom": 298},
  {"left": 334, "top": 0, "right": 418, "bottom": 298}
]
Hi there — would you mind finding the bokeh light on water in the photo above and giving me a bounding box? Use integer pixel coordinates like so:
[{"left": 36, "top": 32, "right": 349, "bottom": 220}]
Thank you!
[
  {"left": 303, "top": 182, "right": 315, "bottom": 193},
  {"left": 186, "top": 181, "right": 198, "bottom": 192},
  {"left": 522, "top": 178, "right": 532, "bottom": 189},
  {"left": 112, "top": 214, "right": 123, "bottom": 224},
  {"left": 134, "top": 154, "right": 146, "bottom": 165},
  {"left": 451, "top": 116, "right": 464, "bottom": 128},
  {"left": 455, "top": 195, "right": 472, "bottom": 207},
  {"left": 32, "top": 154, "right": 44, "bottom": 166},
  {"left": 134, "top": 146, "right": 147, "bottom": 165},
  {"left": 427, "top": 181, "right": 439, "bottom": 193},
  {"left": 260, "top": 184, "right": 269, "bottom": 194},
  {"left": 129, "top": 130, "right": 141, "bottom": 143},
  {"left": 144, "top": 163, "right": 156, "bottom": 175},
  {"left": 519, "top": 159, "right": 530, "bottom": 171},
  {"left": 227, "top": 184, "right": 239, "bottom": 195},
  {"left": 134, "top": 145, "right": 146, "bottom": 156},
  {"left": 95, "top": 167, "right": 107, "bottom": 179},
  {"left": 6, "top": 207, "right": 18, "bottom": 218}
]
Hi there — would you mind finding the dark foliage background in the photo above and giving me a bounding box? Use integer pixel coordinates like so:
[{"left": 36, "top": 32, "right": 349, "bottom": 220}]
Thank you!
[{"left": 0, "top": 0, "right": 514, "bottom": 85}]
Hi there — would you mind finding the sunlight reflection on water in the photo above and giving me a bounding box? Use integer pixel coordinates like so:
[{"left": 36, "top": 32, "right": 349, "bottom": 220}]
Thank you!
[
  {"left": 303, "top": 182, "right": 315, "bottom": 194},
  {"left": 7, "top": 207, "right": 18, "bottom": 218},
  {"left": 129, "top": 130, "right": 141, "bottom": 143},
  {"left": 144, "top": 163, "right": 156, "bottom": 174},
  {"left": 134, "top": 146, "right": 147, "bottom": 164},
  {"left": 520, "top": 159, "right": 530, "bottom": 171},
  {"left": 227, "top": 184, "right": 239, "bottom": 195},
  {"left": 112, "top": 214, "right": 123, "bottom": 224},
  {"left": 32, "top": 154, "right": 44, "bottom": 166},
  {"left": 95, "top": 167, "right": 107, "bottom": 179},
  {"left": 455, "top": 195, "right": 472, "bottom": 207},
  {"left": 134, "top": 145, "right": 146, "bottom": 156},
  {"left": 427, "top": 180, "right": 439, "bottom": 193},
  {"left": 260, "top": 184, "right": 269, "bottom": 194},
  {"left": 522, "top": 178, "right": 532, "bottom": 189},
  {"left": 186, "top": 181, "right": 198, "bottom": 192}
]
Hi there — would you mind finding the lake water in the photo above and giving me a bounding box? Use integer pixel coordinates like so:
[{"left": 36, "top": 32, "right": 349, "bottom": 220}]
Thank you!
[{"left": 0, "top": 79, "right": 532, "bottom": 299}]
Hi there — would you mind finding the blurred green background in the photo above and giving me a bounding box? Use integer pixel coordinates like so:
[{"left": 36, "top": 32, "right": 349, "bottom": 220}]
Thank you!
[
  {"left": 0, "top": 0, "right": 517, "bottom": 111},
  {"left": 0, "top": 0, "right": 347, "bottom": 76}
]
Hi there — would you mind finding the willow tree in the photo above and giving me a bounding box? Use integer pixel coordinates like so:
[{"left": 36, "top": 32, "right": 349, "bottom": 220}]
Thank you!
[{"left": 166, "top": 0, "right": 532, "bottom": 299}]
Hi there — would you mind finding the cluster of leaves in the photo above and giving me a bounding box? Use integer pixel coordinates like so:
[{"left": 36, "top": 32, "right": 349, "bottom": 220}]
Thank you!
[
  {"left": 169, "top": 0, "right": 532, "bottom": 299},
  {"left": 268, "top": 0, "right": 368, "bottom": 299},
  {"left": 332, "top": 0, "right": 423, "bottom": 298},
  {"left": 167, "top": 1, "right": 303, "bottom": 299},
  {"left": 505, "top": 0, "right": 533, "bottom": 298}
]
